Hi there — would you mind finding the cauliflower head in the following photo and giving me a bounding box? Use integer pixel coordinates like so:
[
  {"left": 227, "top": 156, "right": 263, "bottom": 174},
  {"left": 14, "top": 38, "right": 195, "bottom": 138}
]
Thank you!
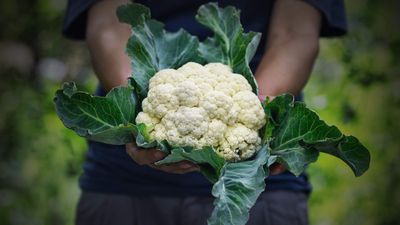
[{"left": 135, "top": 62, "right": 266, "bottom": 161}]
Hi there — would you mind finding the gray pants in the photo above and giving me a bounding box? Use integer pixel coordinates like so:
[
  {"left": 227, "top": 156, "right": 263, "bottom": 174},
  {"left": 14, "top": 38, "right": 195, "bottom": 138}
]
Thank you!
[{"left": 76, "top": 191, "right": 308, "bottom": 225}]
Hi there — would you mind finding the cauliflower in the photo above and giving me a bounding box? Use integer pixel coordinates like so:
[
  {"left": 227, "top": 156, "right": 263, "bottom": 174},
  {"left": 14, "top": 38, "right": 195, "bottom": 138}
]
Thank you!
[{"left": 135, "top": 62, "right": 266, "bottom": 161}]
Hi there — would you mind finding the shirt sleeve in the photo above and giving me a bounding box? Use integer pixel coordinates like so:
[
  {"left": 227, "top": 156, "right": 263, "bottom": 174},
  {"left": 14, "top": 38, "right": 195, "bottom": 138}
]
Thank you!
[
  {"left": 62, "top": 0, "right": 98, "bottom": 40},
  {"left": 303, "top": 0, "right": 348, "bottom": 37}
]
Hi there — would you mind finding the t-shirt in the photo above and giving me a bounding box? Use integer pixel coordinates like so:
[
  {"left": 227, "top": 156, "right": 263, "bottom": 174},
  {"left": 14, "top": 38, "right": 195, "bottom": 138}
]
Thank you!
[{"left": 62, "top": 0, "right": 347, "bottom": 196}]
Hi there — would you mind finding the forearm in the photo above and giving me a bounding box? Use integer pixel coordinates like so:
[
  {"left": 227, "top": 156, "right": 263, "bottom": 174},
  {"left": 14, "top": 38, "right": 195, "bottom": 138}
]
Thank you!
[
  {"left": 86, "top": 0, "right": 131, "bottom": 91},
  {"left": 255, "top": 0, "right": 322, "bottom": 97},
  {"left": 255, "top": 35, "right": 319, "bottom": 97}
]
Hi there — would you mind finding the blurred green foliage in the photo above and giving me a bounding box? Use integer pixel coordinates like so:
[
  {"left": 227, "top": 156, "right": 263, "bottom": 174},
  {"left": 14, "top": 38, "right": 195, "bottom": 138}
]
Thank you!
[
  {"left": 0, "top": 0, "right": 399, "bottom": 225},
  {"left": 0, "top": 0, "right": 93, "bottom": 224},
  {"left": 0, "top": 71, "right": 86, "bottom": 225},
  {"left": 305, "top": 0, "right": 400, "bottom": 224}
]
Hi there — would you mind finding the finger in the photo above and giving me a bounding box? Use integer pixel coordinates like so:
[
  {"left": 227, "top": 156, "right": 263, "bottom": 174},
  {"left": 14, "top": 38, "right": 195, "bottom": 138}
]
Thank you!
[
  {"left": 269, "top": 163, "right": 286, "bottom": 175},
  {"left": 150, "top": 161, "right": 200, "bottom": 174},
  {"left": 154, "top": 165, "right": 199, "bottom": 174},
  {"left": 125, "top": 143, "right": 166, "bottom": 165},
  {"left": 151, "top": 161, "right": 199, "bottom": 172}
]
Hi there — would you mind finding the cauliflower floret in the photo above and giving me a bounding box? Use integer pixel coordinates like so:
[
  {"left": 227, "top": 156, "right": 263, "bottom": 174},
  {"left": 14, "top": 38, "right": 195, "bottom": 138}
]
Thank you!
[
  {"left": 149, "top": 69, "right": 185, "bottom": 89},
  {"left": 217, "top": 124, "right": 262, "bottom": 161},
  {"left": 136, "top": 62, "right": 266, "bottom": 161},
  {"left": 136, "top": 112, "right": 167, "bottom": 142},
  {"left": 162, "top": 107, "right": 209, "bottom": 148},
  {"left": 199, "top": 119, "right": 227, "bottom": 147},
  {"left": 196, "top": 82, "right": 214, "bottom": 96},
  {"left": 200, "top": 91, "right": 238, "bottom": 124},
  {"left": 233, "top": 91, "right": 266, "bottom": 129},
  {"left": 174, "top": 80, "right": 202, "bottom": 107},
  {"left": 177, "top": 62, "right": 209, "bottom": 77},
  {"left": 213, "top": 83, "right": 234, "bottom": 98},
  {"left": 179, "top": 63, "right": 219, "bottom": 90},
  {"left": 141, "top": 98, "right": 151, "bottom": 113},
  {"left": 205, "top": 62, "right": 232, "bottom": 76},
  {"left": 135, "top": 112, "right": 160, "bottom": 129},
  {"left": 164, "top": 129, "right": 183, "bottom": 146},
  {"left": 214, "top": 74, "right": 252, "bottom": 97},
  {"left": 145, "top": 83, "right": 179, "bottom": 118},
  {"left": 190, "top": 72, "right": 219, "bottom": 90},
  {"left": 228, "top": 74, "right": 252, "bottom": 93},
  {"left": 152, "top": 124, "right": 167, "bottom": 141}
]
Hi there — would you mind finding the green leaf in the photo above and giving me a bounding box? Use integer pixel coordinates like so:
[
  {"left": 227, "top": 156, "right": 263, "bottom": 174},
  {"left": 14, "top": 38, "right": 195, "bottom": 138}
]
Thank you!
[
  {"left": 306, "top": 135, "right": 370, "bottom": 177},
  {"left": 156, "top": 147, "right": 225, "bottom": 183},
  {"left": 130, "top": 123, "right": 169, "bottom": 154},
  {"left": 134, "top": 123, "right": 155, "bottom": 146},
  {"left": 261, "top": 95, "right": 294, "bottom": 143},
  {"left": 62, "top": 81, "right": 77, "bottom": 97},
  {"left": 117, "top": 3, "right": 150, "bottom": 27},
  {"left": 263, "top": 94, "right": 294, "bottom": 126},
  {"left": 54, "top": 82, "right": 137, "bottom": 145},
  {"left": 196, "top": 3, "right": 261, "bottom": 94},
  {"left": 267, "top": 94, "right": 370, "bottom": 176},
  {"left": 118, "top": 3, "right": 201, "bottom": 101},
  {"left": 208, "top": 146, "right": 271, "bottom": 225},
  {"left": 107, "top": 85, "right": 138, "bottom": 123}
]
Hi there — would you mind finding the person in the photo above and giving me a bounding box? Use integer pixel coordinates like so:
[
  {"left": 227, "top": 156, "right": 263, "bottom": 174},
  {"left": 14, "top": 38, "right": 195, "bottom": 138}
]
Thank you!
[{"left": 62, "top": 0, "right": 347, "bottom": 224}]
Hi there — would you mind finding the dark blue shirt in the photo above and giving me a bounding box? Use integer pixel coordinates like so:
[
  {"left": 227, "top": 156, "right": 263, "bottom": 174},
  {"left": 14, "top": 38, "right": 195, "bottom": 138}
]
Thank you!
[{"left": 63, "top": 0, "right": 347, "bottom": 196}]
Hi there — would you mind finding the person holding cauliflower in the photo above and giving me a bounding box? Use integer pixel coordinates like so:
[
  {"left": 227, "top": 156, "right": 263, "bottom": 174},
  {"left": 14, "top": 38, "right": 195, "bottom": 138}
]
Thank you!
[{"left": 62, "top": 0, "right": 347, "bottom": 224}]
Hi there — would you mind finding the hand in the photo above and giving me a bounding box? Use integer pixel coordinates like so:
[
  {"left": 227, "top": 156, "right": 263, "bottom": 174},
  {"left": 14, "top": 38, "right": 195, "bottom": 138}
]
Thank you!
[
  {"left": 125, "top": 142, "right": 199, "bottom": 174},
  {"left": 269, "top": 162, "right": 286, "bottom": 175}
]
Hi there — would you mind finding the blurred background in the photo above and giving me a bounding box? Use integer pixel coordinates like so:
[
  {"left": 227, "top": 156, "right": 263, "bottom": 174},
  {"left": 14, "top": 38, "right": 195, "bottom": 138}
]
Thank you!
[{"left": 0, "top": 0, "right": 399, "bottom": 224}]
